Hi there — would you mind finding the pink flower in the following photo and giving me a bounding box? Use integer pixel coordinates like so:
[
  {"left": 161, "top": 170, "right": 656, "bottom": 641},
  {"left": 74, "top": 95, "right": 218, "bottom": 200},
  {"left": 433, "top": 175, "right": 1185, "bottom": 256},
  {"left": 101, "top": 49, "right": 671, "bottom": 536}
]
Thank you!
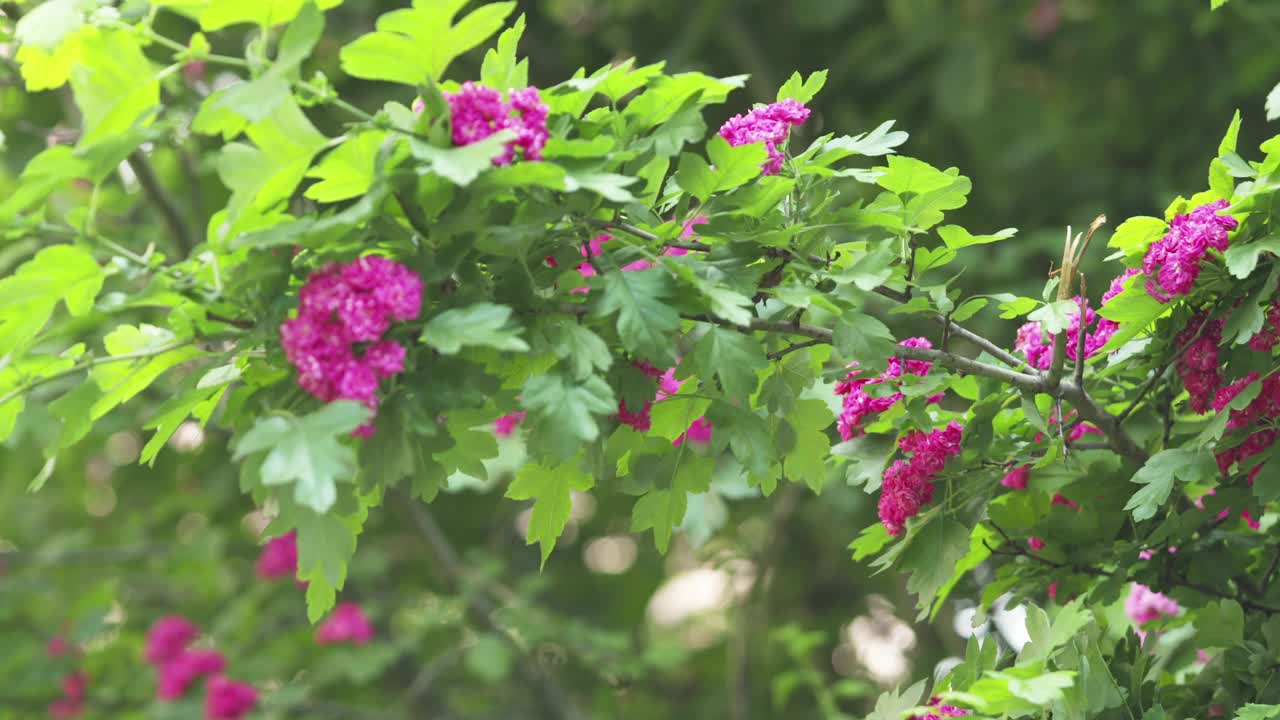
[
  {"left": 281, "top": 258, "right": 422, "bottom": 436},
  {"left": 1047, "top": 582, "right": 1059, "bottom": 602},
  {"left": 1125, "top": 583, "right": 1180, "bottom": 626},
  {"left": 145, "top": 616, "right": 199, "bottom": 666},
  {"left": 255, "top": 530, "right": 298, "bottom": 581},
  {"left": 1028, "top": 537, "right": 1046, "bottom": 551},
  {"left": 46, "top": 635, "right": 76, "bottom": 659},
  {"left": 1142, "top": 200, "right": 1237, "bottom": 302},
  {"left": 1051, "top": 493, "right": 1081, "bottom": 511},
  {"left": 1138, "top": 549, "right": 1154, "bottom": 560},
  {"left": 837, "top": 338, "right": 943, "bottom": 441},
  {"left": 62, "top": 673, "right": 88, "bottom": 703},
  {"left": 316, "top": 602, "right": 374, "bottom": 646},
  {"left": 48, "top": 699, "right": 82, "bottom": 719},
  {"left": 878, "top": 422, "right": 963, "bottom": 536},
  {"left": 494, "top": 411, "right": 527, "bottom": 437},
  {"left": 443, "top": 82, "right": 549, "bottom": 165},
  {"left": 679, "top": 216, "right": 709, "bottom": 240},
  {"left": 908, "top": 696, "right": 970, "bottom": 720},
  {"left": 674, "top": 416, "right": 713, "bottom": 446},
  {"left": 718, "top": 99, "right": 811, "bottom": 175},
  {"left": 204, "top": 676, "right": 257, "bottom": 720},
  {"left": 1000, "top": 465, "right": 1029, "bottom": 490},
  {"left": 157, "top": 650, "right": 226, "bottom": 700}
]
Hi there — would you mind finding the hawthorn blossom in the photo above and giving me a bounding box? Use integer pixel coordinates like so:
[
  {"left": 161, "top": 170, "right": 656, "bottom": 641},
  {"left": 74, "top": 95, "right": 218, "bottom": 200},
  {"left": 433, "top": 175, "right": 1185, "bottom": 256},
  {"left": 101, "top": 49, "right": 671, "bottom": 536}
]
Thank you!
[
  {"left": 1142, "top": 200, "right": 1237, "bottom": 302},
  {"left": 1014, "top": 297, "right": 1111, "bottom": 370},
  {"left": 1174, "top": 314, "right": 1223, "bottom": 415},
  {"left": 205, "top": 676, "right": 258, "bottom": 720},
  {"left": 1125, "top": 583, "right": 1179, "bottom": 627},
  {"left": 908, "top": 696, "right": 969, "bottom": 720},
  {"left": 145, "top": 616, "right": 199, "bottom": 666},
  {"left": 836, "top": 337, "right": 944, "bottom": 441},
  {"left": 157, "top": 650, "right": 226, "bottom": 700},
  {"left": 494, "top": 411, "right": 527, "bottom": 437},
  {"left": 718, "top": 99, "right": 811, "bottom": 175},
  {"left": 1028, "top": 537, "right": 1046, "bottom": 551},
  {"left": 441, "top": 82, "right": 549, "bottom": 165},
  {"left": 281, "top": 257, "right": 422, "bottom": 436},
  {"left": 316, "top": 602, "right": 374, "bottom": 646},
  {"left": 1000, "top": 465, "right": 1029, "bottom": 490},
  {"left": 878, "top": 422, "right": 963, "bottom": 536},
  {"left": 46, "top": 634, "right": 76, "bottom": 658},
  {"left": 255, "top": 530, "right": 298, "bottom": 581},
  {"left": 614, "top": 360, "right": 711, "bottom": 445}
]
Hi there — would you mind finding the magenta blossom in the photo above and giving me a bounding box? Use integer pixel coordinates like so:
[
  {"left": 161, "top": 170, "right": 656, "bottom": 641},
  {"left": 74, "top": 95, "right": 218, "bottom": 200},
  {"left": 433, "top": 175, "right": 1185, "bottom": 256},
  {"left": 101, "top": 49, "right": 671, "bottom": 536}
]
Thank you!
[
  {"left": 1142, "top": 200, "right": 1237, "bottom": 302},
  {"left": 157, "top": 650, "right": 226, "bottom": 700},
  {"left": 878, "top": 422, "right": 963, "bottom": 536},
  {"left": 316, "top": 602, "right": 374, "bottom": 646},
  {"left": 494, "top": 411, "right": 527, "bottom": 437},
  {"left": 1125, "top": 583, "right": 1180, "bottom": 626},
  {"left": 908, "top": 696, "right": 969, "bottom": 720},
  {"left": 1000, "top": 465, "right": 1029, "bottom": 490},
  {"left": 718, "top": 99, "right": 810, "bottom": 175},
  {"left": 439, "top": 82, "right": 549, "bottom": 165},
  {"left": 255, "top": 530, "right": 298, "bottom": 581},
  {"left": 204, "top": 676, "right": 257, "bottom": 720},
  {"left": 145, "top": 616, "right": 199, "bottom": 666},
  {"left": 836, "top": 337, "right": 945, "bottom": 441}
]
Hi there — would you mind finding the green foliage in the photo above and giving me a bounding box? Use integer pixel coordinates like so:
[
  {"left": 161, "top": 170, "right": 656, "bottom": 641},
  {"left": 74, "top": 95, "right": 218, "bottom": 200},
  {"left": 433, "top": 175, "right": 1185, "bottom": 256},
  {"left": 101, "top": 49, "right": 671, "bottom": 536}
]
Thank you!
[{"left": 5, "top": 1, "right": 1280, "bottom": 718}]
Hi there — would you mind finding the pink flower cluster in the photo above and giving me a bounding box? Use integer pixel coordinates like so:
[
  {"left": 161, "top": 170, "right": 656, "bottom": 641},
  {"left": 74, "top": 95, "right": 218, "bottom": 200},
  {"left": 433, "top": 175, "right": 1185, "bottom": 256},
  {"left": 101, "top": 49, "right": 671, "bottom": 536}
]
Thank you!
[
  {"left": 835, "top": 337, "right": 944, "bottom": 441},
  {"left": 718, "top": 99, "right": 811, "bottom": 175},
  {"left": 1125, "top": 583, "right": 1179, "bottom": 643},
  {"left": 908, "top": 696, "right": 969, "bottom": 720},
  {"left": 1212, "top": 372, "right": 1280, "bottom": 485},
  {"left": 1000, "top": 465, "right": 1029, "bottom": 490},
  {"left": 1249, "top": 299, "right": 1280, "bottom": 351},
  {"left": 1175, "top": 313, "right": 1224, "bottom": 414},
  {"left": 1142, "top": 200, "right": 1238, "bottom": 303},
  {"left": 879, "top": 422, "right": 964, "bottom": 536},
  {"left": 144, "top": 616, "right": 256, "bottom": 719},
  {"left": 494, "top": 411, "right": 527, "bottom": 437},
  {"left": 442, "top": 82, "right": 549, "bottom": 165},
  {"left": 615, "top": 360, "right": 712, "bottom": 447},
  {"left": 316, "top": 602, "right": 375, "bottom": 645},
  {"left": 280, "top": 257, "right": 423, "bottom": 437},
  {"left": 256, "top": 530, "right": 298, "bottom": 580},
  {"left": 1015, "top": 299, "right": 1106, "bottom": 370},
  {"left": 48, "top": 672, "right": 87, "bottom": 719}
]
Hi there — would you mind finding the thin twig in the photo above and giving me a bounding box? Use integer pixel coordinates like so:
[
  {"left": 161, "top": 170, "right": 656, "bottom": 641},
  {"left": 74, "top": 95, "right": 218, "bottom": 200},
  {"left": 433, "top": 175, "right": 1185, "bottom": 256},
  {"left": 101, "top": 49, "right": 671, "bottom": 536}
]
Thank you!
[
  {"left": 0, "top": 342, "right": 193, "bottom": 408},
  {"left": 397, "top": 493, "right": 584, "bottom": 720},
  {"left": 127, "top": 151, "right": 195, "bottom": 256},
  {"left": 1074, "top": 277, "right": 1088, "bottom": 389}
]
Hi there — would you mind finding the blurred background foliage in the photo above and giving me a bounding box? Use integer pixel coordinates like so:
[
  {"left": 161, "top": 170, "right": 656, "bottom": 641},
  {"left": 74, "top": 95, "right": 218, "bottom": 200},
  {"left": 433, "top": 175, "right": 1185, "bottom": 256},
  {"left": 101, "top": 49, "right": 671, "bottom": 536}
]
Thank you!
[{"left": 3, "top": 0, "right": 1280, "bottom": 717}]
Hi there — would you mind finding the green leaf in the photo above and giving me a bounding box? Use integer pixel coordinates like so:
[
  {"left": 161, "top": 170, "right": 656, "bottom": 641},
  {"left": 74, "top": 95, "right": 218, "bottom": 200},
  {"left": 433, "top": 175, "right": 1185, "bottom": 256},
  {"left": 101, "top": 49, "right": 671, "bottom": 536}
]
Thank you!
[
  {"left": 271, "top": 494, "right": 369, "bottom": 622},
  {"left": 140, "top": 384, "right": 225, "bottom": 465},
  {"left": 410, "top": 131, "right": 513, "bottom": 186},
  {"left": 1236, "top": 705, "right": 1280, "bottom": 720},
  {"left": 1108, "top": 216, "right": 1167, "bottom": 257},
  {"left": 1198, "top": 599, "right": 1244, "bottom": 648},
  {"left": 865, "top": 680, "right": 927, "bottom": 720},
  {"left": 938, "top": 225, "right": 1017, "bottom": 249},
  {"left": 69, "top": 30, "right": 160, "bottom": 147},
  {"left": 782, "top": 400, "right": 834, "bottom": 492},
  {"left": 421, "top": 302, "right": 529, "bottom": 354},
  {"left": 1028, "top": 299, "right": 1079, "bottom": 335},
  {"left": 232, "top": 401, "right": 371, "bottom": 513},
  {"left": 1267, "top": 82, "right": 1280, "bottom": 122},
  {"left": 849, "top": 523, "right": 892, "bottom": 561},
  {"left": 544, "top": 321, "right": 612, "bottom": 380},
  {"left": 14, "top": 0, "right": 86, "bottom": 51},
  {"left": 339, "top": 1, "right": 515, "bottom": 84},
  {"left": 692, "top": 328, "right": 767, "bottom": 400},
  {"left": 0, "top": 244, "right": 105, "bottom": 320},
  {"left": 1125, "top": 448, "right": 1216, "bottom": 521},
  {"left": 564, "top": 171, "right": 639, "bottom": 202},
  {"left": 776, "top": 69, "right": 827, "bottom": 103},
  {"left": 899, "top": 518, "right": 969, "bottom": 610},
  {"left": 302, "top": 129, "right": 381, "bottom": 199},
  {"left": 833, "top": 314, "right": 896, "bottom": 366},
  {"left": 821, "top": 120, "right": 909, "bottom": 159},
  {"left": 706, "top": 135, "right": 767, "bottom": 193},
  {"left": 1224, "top": 235, "right": 1280, "bottom": 279},
  {"left": 522, "top": 372, "right": 616, "bottom": 455},
  {"left": 480, "top": 13, "right": 527, "bottom": 90},
  {"left": 506, "top": 461, "right": 593, "bottom": 568},
  {"left": 597, "top": 269, "right": 680, "bottom": 364},
  {"left": 193, "top": 0, "right": 339, "bottom": 30}
]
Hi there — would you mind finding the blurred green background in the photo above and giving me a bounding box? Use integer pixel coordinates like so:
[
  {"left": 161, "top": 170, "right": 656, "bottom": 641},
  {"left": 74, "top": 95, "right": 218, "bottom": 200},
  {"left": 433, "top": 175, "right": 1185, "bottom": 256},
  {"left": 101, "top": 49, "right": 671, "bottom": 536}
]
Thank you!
[{"left": 4, "top": 0, "right": 1280, "bottom": 717}]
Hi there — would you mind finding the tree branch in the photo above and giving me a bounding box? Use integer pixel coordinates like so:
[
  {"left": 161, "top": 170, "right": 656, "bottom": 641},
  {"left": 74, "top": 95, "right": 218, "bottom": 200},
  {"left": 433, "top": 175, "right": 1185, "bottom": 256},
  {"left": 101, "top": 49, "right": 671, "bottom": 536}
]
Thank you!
[
  {"left": 396, "top": 493, "right": 586, "bottom": 720},
  {"left": 0, "top": 342, "right": 193, "bottom": 409},
  {"left": 127, "top": 151, "right": 195, "bottom": 256}
]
